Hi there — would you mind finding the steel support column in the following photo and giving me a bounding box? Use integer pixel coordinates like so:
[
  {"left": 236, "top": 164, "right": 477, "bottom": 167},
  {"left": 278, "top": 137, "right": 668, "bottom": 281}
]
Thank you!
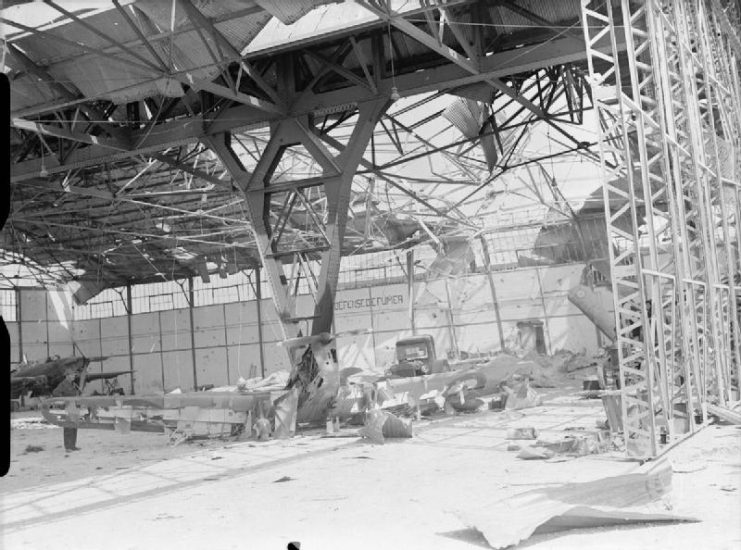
[
  {"left": 187, "top": 277, "right": 199, "bottom": 391},
  {"left": 207, "top": 99, "right": 389, "bottom": 341},
  {"left": 44, "top": 292, "right": 50, "bottom": 359},
  {"left": 255, "top": 267, "right": 266, "bottom": 379},
  {"left": 479, "top": 236, "right": 506, "bottom": 350},
  {"left": 311, "top": 99, "right": 391, "bottom": 335},
  {"left": 407, "top": 249, "right": 416, "bottom": 335},
  {"left": 126, "top": 283, "right": 135, "bottom": 394},
  {"left": 581, "top": 0, "right": 741, "bottom": 458},
  {"left": 206, "top": 98, "right": 389, "bottom": 422},
  {"left": 16, "top": 287, "right": 23, "bottom": 363}
]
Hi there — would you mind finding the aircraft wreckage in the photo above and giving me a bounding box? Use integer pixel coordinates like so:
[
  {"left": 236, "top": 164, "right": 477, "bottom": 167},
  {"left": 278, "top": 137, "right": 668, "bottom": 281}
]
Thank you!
[
  {"left": 41, "top": 331, "right": 553, "bottom": 444},
  {"left": 12, "top": 354, "right": 132, "bottom": 402}
]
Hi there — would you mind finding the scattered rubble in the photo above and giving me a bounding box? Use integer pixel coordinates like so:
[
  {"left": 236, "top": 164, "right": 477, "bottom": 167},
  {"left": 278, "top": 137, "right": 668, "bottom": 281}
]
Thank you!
[
  {"left": 503, "top": 379, "right": 542, "bottom": 410},
  {"left": 329, "top": 349, "right": 586, "bottom": 429},
  {"left": 253, "top": 417, "right": 271, "bottom": 441},
  {"left": 11, "top": 417, "right": 54, "bottom": 430},
  {"left": 359, "top": 409, "right": 413, "bottom": 444},
  {"left": 443, "top": 382, "right": 486, "bottom": 412},
  {"left": 31, "top": 348, "right": 604, "bottom": 450},
  {"left": 479, "top": 353, "right": 556, "bottom": 388},
  {"left": 488, "top": 393, "right": 507, "bottom": 410},
  {"left": 209, "top": 370, "right": 291, "bottom": 393},
  {"left": 358, "top": 409, "right": 387, "bottom": 444},
  {"left": 535, "top": 431, "right": 608, "bottom": 456},
  {"left": 508, "top": 426, "right": 611, "bottom": 460},
  {"left": 516, "top": 447, "right": 554, "bottom": 460},
  {"left": 381, "top": 412, "right": 413, "bottom": 439},
  {"left": 244, "top": 370, "right": 291, "bottom": 391},
  {"left": 506, "top": 427, "right": 538, "bottom": 440}
]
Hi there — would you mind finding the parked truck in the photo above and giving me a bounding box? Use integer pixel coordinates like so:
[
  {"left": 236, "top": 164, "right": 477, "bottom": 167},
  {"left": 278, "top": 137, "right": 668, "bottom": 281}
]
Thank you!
[{"left": 386, "top": 335, "right": 451, "bottom": 377}]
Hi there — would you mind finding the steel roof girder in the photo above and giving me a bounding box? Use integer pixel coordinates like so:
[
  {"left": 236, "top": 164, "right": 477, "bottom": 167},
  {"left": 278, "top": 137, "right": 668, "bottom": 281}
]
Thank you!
[
  {"left": 357, "top": 0, "right": 479, "bottom": 75},
  {"left": 11, "top": 34, "right": 619, "bottom": 182}
]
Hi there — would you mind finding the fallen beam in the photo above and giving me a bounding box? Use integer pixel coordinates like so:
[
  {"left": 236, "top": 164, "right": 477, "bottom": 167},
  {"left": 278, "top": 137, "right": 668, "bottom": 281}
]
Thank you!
[{"left": 707, "top": 403, "right": 741, "bottom": 425}]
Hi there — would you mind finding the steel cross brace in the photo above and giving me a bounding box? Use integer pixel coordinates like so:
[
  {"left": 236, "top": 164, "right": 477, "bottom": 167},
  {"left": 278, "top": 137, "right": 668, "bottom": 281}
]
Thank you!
[
  {"left": 11, "top": 29, "right": 612, "bottom": 182},
  {"left": 206, "top": 98, "right": 390, "bottom": 344}
]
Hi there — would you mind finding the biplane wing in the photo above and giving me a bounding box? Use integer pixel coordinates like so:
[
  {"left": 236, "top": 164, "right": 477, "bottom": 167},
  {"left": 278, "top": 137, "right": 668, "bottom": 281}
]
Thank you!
[
  {"left": 83, "top": 370, "right": 134, "bottom": 382},
  {"left": 10, "top": 375, "right": 48, "bottom": 399}
]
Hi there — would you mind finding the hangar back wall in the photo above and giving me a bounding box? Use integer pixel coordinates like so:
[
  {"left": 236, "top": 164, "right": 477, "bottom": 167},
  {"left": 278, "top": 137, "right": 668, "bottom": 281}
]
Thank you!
[{"left": 6, "top": 263, "right": 612, "bottom": 394}]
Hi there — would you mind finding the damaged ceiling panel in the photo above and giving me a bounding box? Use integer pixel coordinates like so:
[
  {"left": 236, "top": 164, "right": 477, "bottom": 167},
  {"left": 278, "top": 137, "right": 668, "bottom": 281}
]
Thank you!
[
  {"left": 3, "top": 0, "right": 603, "bottom": 295},
  {"left": 9, "top": 6, "right": 169, "bottom": 106},
  {"left": 253, "top": 0, "right": 336, "bottom": 26},
  {"left": 5, "top": 69, "right": 61, "bottom": 112},
  {"left": 49, "top": 59, "right": 184, "bottom": 106},
  {"left": 427, "top": 237, "right": 476, "bottom": 279},
  {"left": 444, "top": 98, "right": 500, "bottom": 171},
  {"left": 135, "top": 0, "right": 274, "bottom": 80}
]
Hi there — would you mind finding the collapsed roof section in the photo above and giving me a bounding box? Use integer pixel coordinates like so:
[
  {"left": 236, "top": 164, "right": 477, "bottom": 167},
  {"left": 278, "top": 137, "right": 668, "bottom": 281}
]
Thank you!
[{"left": 4, "top": 0, "right": 607, "bottom": 299}]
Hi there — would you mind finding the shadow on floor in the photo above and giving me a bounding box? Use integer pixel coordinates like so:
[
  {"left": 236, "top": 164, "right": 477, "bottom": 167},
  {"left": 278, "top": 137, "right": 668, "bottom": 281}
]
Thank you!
[{"left": 437, "top": 527, "right": 492, "bottom": 548}]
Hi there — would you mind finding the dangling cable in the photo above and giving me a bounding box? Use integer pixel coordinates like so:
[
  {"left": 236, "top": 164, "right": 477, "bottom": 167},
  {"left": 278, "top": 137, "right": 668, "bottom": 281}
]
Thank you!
[
  {"left": 1, "top": 37, "right": 7, "bottom": 72},
  {"left": 388, "top": 20, "right": 399, "bottom": 101},
  {"left": 236, "top": 275, "right": 244, "bottom": 380}
]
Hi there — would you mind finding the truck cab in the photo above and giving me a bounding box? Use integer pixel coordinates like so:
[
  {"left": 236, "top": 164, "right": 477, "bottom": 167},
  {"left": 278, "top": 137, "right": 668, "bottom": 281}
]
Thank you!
[{"left": 387, "top": 335, "right": 451, "bottom": 377}]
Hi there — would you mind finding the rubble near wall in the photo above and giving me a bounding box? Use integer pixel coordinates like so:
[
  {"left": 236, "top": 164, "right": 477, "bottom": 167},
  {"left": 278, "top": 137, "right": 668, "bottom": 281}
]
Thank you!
[{"left": 6, "top": 263, "right": 610, "bottom": 394}]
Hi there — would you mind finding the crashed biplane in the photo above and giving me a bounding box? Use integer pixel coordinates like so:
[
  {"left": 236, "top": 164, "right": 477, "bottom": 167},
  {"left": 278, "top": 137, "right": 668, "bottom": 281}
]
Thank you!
[
  {"left": 11, "top": 354, "right": 132, "bottom": 400},
  {"left": 39, "top": 333, "right": 339, "bottom": 443}
]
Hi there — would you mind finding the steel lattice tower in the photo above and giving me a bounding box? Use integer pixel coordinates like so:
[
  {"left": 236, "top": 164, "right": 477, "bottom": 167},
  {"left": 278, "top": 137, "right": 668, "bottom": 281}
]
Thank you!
[{"left": 582, "top": 0, "right": 741, "bottom": 457}]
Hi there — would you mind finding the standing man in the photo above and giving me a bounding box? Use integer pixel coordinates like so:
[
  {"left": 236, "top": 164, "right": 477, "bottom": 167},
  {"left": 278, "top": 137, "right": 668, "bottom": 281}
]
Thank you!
[{"left": 52, "top": 368, "right": 81, "bottom": 452}]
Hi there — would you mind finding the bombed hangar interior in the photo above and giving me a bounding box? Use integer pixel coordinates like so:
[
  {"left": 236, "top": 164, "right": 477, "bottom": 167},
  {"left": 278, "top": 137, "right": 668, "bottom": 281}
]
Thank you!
[{"left": 3, "top": 1, "right": 741, "bottom": 548}]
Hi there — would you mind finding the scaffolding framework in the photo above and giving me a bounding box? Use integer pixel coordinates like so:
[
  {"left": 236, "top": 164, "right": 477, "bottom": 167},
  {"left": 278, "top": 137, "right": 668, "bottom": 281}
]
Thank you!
[{"left": 582, "top": 0, "right": 741, "bottom": 457}]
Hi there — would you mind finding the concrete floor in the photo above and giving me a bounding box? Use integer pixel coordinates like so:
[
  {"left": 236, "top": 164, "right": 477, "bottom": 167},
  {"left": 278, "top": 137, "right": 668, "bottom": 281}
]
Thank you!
[{"left": 2, "top": 390, "right": 740, "bottom": 550}]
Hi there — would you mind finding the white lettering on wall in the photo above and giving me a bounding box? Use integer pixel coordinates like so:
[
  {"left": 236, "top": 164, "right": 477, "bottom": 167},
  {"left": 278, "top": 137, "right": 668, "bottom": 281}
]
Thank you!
[{"left": 334, "top": 294, "right": 404, "bottom": 311}]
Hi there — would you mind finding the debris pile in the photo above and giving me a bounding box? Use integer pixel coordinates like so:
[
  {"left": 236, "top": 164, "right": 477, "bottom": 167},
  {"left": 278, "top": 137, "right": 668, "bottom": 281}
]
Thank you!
[
  {"left": 35, "top": 344, "right": 606, "bottom": 448},
  {"left": 208, "top": 370, "right": 291, "bottom": 393},
  {"left": 253, "top": 417, "right": 271, "bottom": 441},
  {"left": 546, "top": 349, "right": 598, "bottom": 372},
  {"left": 505, "top": 424, "right": 612, "bottom": 460},
  {"left": 11, "top": 417, "right": 55, "bottom": 430},
  {"left": 506, "top": 427, "right": 538, "bottom": 440},
  {"left": 359, "top": 409, "right": 413, "bottom": 444},
  {"left": 501, "top": 376, "right": 543, "bottom": 410},
  {"left": 329, "top": 352, "right": 559, "bottom": 434}
]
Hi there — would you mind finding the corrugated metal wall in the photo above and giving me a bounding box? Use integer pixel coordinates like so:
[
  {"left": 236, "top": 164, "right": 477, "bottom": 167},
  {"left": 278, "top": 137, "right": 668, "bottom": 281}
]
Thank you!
[{"left": 6, "top": 263, "right": 612, "bottom": 394}]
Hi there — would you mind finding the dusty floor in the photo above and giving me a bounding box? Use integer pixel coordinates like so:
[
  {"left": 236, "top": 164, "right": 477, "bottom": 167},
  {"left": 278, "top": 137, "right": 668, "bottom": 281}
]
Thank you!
[
  {"left": 2, "top": 387, "right": 740, "bottom": 550},
  {"left": 4, "top": 410, "right": 232, "bottom": 493}
]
